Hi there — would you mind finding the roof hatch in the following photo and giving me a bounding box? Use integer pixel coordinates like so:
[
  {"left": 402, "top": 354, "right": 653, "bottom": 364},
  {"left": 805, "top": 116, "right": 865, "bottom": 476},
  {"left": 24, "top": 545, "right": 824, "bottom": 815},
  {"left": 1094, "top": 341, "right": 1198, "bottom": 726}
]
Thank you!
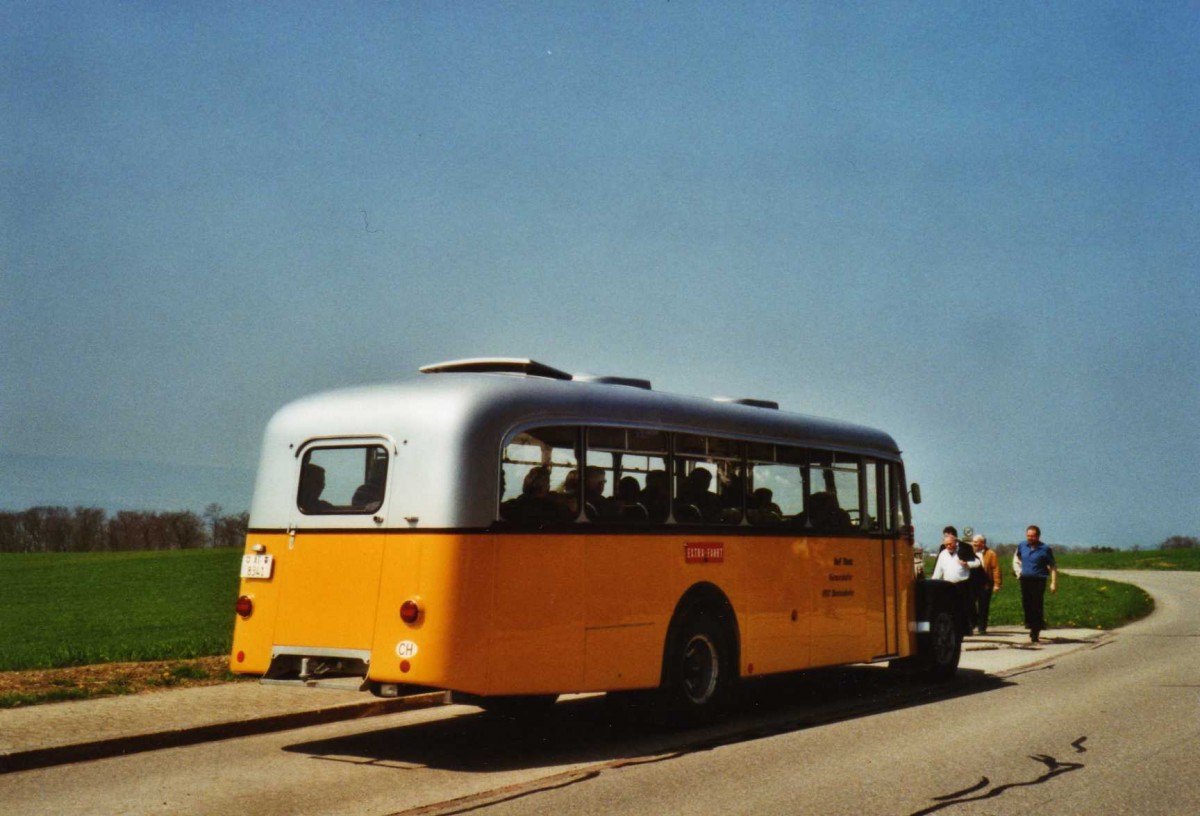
[
  {"left": 419, "top": 358, "right": 573, "bottom": 381},
  {"left": 420, "top": 359, "right": 652, "bottom": 389}
]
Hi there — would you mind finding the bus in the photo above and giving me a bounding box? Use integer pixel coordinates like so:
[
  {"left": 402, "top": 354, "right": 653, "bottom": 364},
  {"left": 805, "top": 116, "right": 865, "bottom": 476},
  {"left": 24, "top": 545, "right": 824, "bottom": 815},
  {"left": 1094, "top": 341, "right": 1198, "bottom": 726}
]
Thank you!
[{"left": 230, "top": 358, "right": 962, "bottom": 721}]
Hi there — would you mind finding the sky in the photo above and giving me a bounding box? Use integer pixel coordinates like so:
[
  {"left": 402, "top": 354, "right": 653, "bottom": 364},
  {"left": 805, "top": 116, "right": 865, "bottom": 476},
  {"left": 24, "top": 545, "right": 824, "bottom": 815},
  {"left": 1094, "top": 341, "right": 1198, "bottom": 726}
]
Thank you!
[{"left": 3, "top": 1, "right": 1197, "bottom": 548}]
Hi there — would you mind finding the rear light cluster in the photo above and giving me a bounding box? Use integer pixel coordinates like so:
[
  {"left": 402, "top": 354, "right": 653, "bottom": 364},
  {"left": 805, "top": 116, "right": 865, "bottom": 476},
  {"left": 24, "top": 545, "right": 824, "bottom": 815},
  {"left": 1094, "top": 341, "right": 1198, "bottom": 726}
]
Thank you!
[
  {"left": 400, "top": 599, "right": 421, "bottom": 624},
  {"left": 235, "top": 595, "right": 254, "bottom": 618}
]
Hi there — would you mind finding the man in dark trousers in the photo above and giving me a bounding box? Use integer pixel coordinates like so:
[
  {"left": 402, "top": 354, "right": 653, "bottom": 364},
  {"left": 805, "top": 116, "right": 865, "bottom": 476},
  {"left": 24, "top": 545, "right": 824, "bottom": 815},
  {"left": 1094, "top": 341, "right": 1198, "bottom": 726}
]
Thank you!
[
  {"left": 930, "top": 525, "right": 980, "bottom": 632},
  {"left": 971, "top": 533, "right": 1001, "bottom": 634},
  {"left": 1013, "top": 524, "right": 1058, "bottom": 643}
]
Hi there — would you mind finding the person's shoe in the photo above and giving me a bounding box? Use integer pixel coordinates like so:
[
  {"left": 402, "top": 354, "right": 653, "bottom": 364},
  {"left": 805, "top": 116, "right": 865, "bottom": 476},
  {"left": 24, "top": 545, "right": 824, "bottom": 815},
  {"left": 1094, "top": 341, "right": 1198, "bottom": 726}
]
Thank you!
[{"left": 1030, "top": 630, "right": 1040, "bottom": 643}]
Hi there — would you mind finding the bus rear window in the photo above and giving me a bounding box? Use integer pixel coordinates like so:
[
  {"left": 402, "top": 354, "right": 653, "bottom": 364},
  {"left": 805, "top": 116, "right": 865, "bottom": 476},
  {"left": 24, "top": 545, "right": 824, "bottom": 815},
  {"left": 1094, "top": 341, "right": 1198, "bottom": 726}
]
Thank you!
[{"left": 298, "top": 445, "right": 389, "bottom": 514}]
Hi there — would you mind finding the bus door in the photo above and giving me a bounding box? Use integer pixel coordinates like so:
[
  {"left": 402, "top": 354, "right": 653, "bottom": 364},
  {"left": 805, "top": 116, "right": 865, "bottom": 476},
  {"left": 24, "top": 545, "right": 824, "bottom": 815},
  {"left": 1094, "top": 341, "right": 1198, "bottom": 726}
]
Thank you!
[
  {"left": 807, "top": 453, "right": 894, "bottom": 664},
  {"left": 272, "top": 441, "right": 392, "bottom": 656},
  {"left": 869, "top": 460, "right": 902, "bottom": 658},
  {"left": 878, "top": 536, "right": 899, "bottom": 657}
]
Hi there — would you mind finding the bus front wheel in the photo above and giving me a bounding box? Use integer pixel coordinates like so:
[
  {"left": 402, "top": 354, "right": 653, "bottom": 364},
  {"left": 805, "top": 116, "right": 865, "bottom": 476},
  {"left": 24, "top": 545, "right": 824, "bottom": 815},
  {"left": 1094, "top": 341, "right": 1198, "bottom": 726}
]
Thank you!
[{"left": 923, "top": 605, "right": 962, "bottom": 681}]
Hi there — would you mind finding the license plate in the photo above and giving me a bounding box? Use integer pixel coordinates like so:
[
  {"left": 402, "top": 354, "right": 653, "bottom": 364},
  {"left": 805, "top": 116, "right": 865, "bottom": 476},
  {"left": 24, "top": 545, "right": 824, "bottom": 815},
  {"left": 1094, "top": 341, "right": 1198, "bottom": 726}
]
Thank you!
[{"left": 241, "top": 554, "right": 274, "bottom": 579}]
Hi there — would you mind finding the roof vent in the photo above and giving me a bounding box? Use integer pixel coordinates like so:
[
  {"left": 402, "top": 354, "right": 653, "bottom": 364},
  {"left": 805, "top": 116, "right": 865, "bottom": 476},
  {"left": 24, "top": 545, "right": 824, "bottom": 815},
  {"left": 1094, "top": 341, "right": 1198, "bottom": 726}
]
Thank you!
[
  {"left": 573, "top": 374, "right": 653, "bottom": 390},
  {"left": 419, "top": 358, "right": 572, "bottom": 381},
  {"left": 713, "top": 396, "right": 780, "bottom": 410}
]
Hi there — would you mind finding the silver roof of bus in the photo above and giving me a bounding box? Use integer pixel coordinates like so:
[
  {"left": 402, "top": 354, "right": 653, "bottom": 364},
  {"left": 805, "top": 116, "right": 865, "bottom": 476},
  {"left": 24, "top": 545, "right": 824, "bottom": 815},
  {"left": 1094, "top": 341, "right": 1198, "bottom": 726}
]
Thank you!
[
  {"left": 248, "top": 365, "right": 901, "bottom": 529},
  {"left": 267, "top": 370, "right": 898, "bottom": 451}
]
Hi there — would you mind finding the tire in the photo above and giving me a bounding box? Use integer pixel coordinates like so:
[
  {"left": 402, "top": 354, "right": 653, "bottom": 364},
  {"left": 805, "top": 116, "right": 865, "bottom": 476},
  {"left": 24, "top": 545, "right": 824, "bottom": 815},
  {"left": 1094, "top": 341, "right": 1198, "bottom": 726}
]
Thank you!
[
  {"left": 922, "top": 605, "right": 962, "bottom": 681},
  {"left": 661, "top": 608, "right": 732, "bottom": 724},
  {"left": 473, "top": 694, "right": 558, "bottom": 718}
]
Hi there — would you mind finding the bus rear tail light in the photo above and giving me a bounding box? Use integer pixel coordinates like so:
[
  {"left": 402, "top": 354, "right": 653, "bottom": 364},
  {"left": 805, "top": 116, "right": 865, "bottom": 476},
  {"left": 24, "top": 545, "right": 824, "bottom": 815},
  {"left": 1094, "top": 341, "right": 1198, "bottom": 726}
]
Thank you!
[
  {"left": 235, "top": 595, "right": 254, "bottom": 619},
  {"left": 400, "top": 599, "right": 421, "bottom": 624}
]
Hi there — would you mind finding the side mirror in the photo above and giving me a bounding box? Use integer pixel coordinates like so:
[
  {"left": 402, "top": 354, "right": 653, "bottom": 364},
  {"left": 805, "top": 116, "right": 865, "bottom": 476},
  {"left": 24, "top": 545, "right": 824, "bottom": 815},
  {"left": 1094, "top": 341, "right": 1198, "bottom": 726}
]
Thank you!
[{"left": 910, "top": 482, "right": 922, "bottom": 505}]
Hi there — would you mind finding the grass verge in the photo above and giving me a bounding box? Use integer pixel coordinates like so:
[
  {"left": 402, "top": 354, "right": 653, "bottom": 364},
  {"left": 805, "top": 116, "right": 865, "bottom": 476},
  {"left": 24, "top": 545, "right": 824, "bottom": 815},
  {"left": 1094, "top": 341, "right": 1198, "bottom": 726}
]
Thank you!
[{"left": 0, "top": 656, "right": 246, "bottom": 709}]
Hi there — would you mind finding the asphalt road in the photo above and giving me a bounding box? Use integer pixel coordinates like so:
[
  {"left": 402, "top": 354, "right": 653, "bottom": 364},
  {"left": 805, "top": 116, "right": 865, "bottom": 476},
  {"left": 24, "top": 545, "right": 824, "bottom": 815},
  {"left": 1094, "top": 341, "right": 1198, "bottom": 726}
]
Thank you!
[{"left": 1, "top": 570, "right": 1196, "bottom": 816}]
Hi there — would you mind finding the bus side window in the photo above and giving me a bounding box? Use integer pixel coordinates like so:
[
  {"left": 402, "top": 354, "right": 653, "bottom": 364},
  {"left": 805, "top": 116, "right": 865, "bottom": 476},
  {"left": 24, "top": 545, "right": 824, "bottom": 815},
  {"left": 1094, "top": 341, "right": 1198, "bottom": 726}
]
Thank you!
[
  {"left": 675, "top": 434, "right": 743, "bottom": 525},
  {"left": 499, "top": 427, "right": 578, "bottom": 525},
  {"left": 862, "top": 459, "right": 881, "bottom": 532},
  {"left": 747, "top": 443, "right": 804, "bottom": 526},
  {"left": 833, "top": 454, "right": 862, "bottom": 529},
  {"left": 884, "top": 462, "right": 903, "bottom": 532},
  {"left": 585, "top": 427, "right": 668, "bottom": 524},
  {"left": 629, "top": 429, "right": 669, "bottom": 524},
  {"left": 802, "top": 451, "right": 855, "bottom": 532}
]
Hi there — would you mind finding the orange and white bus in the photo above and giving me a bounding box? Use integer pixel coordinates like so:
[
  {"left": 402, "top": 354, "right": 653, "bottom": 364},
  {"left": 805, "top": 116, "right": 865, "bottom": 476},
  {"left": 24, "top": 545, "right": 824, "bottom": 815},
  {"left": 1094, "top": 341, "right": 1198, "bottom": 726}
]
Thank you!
[{"left": 231, "top": 358, "right": 960, "bottom": 720}]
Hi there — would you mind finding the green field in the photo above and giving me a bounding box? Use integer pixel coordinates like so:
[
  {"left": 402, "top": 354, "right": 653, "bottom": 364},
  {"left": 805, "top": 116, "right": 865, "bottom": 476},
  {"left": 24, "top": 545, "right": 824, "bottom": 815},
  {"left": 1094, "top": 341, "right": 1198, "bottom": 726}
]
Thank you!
[{"left": 0, "top": 548, "right": 242, "bottom": 672}]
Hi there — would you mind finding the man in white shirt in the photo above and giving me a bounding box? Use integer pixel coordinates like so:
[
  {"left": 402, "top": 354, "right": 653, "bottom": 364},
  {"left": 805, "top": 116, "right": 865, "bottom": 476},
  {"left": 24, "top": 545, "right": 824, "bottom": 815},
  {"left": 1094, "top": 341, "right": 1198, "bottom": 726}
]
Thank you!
[
  {"left": 930, "top": 525, "right": 980, "bottom": 630},
  {"left": 931, "top": 526, "right": 972, "bottom": 581}
]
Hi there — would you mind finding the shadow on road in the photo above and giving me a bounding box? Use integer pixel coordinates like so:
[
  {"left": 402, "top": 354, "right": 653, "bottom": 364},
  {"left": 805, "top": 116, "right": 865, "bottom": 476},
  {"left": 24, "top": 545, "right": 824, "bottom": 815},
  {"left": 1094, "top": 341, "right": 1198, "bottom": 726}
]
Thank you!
[{"left": 284, "top": 665, "right": 1012, "bottom": 773}]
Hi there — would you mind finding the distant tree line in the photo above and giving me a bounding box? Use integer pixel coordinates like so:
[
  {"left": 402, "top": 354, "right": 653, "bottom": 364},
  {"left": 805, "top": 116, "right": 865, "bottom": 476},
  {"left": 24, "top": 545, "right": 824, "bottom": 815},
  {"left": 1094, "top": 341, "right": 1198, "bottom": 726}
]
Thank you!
[
  {"left": 0, "top": 504, "right": 248, "bottom": 553},
  {"left": 5, "top": 507, "right": 1194, "bottom": 555}
]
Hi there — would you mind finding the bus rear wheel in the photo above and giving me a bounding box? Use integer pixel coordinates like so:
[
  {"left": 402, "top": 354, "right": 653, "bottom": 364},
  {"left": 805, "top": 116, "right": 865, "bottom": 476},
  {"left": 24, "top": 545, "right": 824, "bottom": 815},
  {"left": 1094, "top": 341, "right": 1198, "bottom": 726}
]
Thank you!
[{"left": 662, "top": 609, "right": 731, "bottom": 724}]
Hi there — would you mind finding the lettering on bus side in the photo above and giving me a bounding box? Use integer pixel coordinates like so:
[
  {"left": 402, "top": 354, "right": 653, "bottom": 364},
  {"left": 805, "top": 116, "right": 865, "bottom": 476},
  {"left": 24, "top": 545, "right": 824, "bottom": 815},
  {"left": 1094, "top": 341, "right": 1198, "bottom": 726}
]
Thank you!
[
  {"left": 823, "top": 554, "right": 856, "bottom": 597},
  {"left": 684, "top": 542, "right": 725, "bottom": 564}
]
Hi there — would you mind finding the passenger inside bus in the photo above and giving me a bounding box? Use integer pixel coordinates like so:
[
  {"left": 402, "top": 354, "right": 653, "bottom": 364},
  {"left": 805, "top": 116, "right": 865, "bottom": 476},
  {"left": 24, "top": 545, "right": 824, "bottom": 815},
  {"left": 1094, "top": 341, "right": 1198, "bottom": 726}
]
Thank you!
[
  {"left": 676, "top": 468, "right": 722, "bottom": 523},
  {"left": 298, "top": 463, "right": 334, "bottom": 513},
  {"left": 351, "top": 465, "right": 387, "bottom": 512},
  {"left": 720, "top": 473, "right": 745, "bottom": 523},
  {"left": 747, "top": 487, "right": 783, "bottom": 525},
  {"left": 806, "top": 491, "right": 853, "bottom": 531},
  {"left": 643, "top": 470, "right": 670, "bottom": 522},
  {"left": 614, "top": 476, "right": 648, "bottom": 521},
  {"left": 554, "top": 469, "right": 579, "bottom": 517},
  {"left": 584, "top": 466, "right": 617, "bottom": 520},
  {"left": 500, "top": 466, "right": 568, "bottom": 524}
]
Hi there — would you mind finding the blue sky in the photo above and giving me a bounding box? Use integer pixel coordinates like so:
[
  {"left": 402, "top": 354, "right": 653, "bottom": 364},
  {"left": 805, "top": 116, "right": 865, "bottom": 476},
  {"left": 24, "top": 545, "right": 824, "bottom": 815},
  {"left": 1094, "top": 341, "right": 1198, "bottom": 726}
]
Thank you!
[{"left": 3, "top": 2, "right": 1197, "bottom": 548}]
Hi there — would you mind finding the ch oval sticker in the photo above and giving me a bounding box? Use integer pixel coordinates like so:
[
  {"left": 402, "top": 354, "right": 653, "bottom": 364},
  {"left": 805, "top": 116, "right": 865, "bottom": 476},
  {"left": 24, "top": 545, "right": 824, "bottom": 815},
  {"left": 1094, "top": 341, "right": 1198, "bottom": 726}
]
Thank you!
[{"left": 396, "top": 640, "right": 419, "bottom": 659}]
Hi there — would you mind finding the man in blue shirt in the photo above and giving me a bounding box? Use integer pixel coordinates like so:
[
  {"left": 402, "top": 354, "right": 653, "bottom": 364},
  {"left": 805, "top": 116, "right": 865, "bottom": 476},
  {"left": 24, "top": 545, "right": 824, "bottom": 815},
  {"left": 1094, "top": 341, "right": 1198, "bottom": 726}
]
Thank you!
[{"left": 1013, "top": 525, "right": 1058, "bottom": 643}]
